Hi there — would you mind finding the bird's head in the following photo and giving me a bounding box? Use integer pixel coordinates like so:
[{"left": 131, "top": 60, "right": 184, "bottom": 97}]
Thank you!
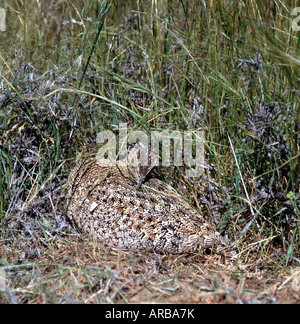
[{"left": 117, "top": 142, "right": 154, "bottom": 188}]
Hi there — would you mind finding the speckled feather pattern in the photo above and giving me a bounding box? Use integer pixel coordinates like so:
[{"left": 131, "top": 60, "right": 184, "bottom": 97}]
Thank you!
[{"left": 66, "top": 158, "right": 236, "bottom": 257}]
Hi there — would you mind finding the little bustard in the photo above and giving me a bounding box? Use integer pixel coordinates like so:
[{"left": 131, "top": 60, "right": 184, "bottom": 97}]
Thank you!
[{"left": 66, "top": 147, "right": 236, "bottom": 257}]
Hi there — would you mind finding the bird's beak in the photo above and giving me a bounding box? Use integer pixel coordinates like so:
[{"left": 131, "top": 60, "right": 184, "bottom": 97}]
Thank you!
[{"left": 137, "top": 175, "right": 144, "bottom": 189}]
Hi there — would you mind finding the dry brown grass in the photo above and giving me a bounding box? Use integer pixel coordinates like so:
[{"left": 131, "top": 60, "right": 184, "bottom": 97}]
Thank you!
[{"left": 1, "top": 231, "right": 299, "bottom": 304}]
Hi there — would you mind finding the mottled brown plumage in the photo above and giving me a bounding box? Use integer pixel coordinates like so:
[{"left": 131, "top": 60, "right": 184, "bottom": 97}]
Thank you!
[{"left": 66, "top": 154, "right": 236, "bottom": 257}]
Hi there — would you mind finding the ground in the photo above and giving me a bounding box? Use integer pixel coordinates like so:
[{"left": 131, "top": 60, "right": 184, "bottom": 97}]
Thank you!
[{"left": 0, "top": 234, "right": 299, "bottom": 304}]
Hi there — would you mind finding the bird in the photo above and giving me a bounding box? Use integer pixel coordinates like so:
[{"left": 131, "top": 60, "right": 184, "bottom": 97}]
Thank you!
[{"left": 66, "top": 145, "right": 236, "bottom": 258}]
